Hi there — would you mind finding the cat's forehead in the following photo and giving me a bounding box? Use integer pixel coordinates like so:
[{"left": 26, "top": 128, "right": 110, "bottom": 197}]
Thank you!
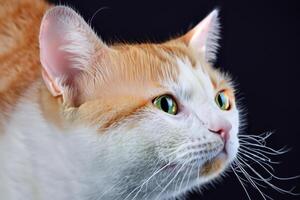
[
  {"left": 107, "top": 41, "right": 230, "bottom": 92},
  {"left": 86, "top": 40, "right": 232, "bottom": 102},
  {"left": 108, "top": 41, "right": 192, "bottom": 83},
  {"left": 112, "top": 41, "right": 196, "bottom": 67}
]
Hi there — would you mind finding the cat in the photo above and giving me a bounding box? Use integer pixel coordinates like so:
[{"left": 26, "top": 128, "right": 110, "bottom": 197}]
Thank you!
[{"left": 0, "top": 0, "right": 241, "bottom": 199}]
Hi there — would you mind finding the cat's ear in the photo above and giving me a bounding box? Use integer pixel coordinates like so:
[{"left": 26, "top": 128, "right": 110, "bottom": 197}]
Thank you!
[
  {"left": 182, "top": 9, "right": 220, "bottom": 63},
  {"left": 39, "top": 6, "right": 106, "bottom": 101}
]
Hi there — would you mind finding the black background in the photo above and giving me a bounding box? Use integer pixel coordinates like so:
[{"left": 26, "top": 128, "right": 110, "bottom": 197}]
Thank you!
[{"left": 49, "top": 0, "right": 300, "bottom": 199}]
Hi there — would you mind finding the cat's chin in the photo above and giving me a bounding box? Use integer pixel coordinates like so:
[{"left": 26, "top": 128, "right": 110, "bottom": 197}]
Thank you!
[
  {"left": 157, "top": 152, "right": 230, "bottom": 200},
  {"left": 161, "top": 151, "right": 228, "bottom": 173},
  {"left": 199, "top": 151, "right": 228, "bottom": 177},
  {"left": 161, "top": 146, "right": 230, "bottom": 179}
]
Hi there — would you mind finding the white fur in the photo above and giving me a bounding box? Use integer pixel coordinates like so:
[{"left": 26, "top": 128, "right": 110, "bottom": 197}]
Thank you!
[
  {"left": 0, "top": 87, "right": 86, "bottom": 200},
  {"left": 0, "top": 56, "right": 240, "bottom": 200},
  {"left": 1, "top": 6, "right": 240, "bottom": 200}
]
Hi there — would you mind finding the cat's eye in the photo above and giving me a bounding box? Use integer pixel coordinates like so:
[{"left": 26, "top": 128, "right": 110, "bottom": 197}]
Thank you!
[
  {"left": 215, "top": 90, "right": 231, "bottom": 111},
  {"left": 153, "top": 95, "right": 178, "bottom": 115}
]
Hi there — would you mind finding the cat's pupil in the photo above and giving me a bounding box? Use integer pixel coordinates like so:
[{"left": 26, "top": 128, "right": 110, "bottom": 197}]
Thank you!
[
  {"left": 161, "top": 97, "right": 170, "bottom": 112},
  {"left": 218, "top": 94, "right": 223, "bottom": 106}
]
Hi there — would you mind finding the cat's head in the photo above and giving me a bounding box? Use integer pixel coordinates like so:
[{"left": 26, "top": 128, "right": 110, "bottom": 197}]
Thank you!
[{"left": 39, "top": 6, "right": 240, "bottom": 199}]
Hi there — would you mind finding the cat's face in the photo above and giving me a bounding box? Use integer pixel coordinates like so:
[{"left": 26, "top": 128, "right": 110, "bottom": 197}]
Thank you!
[{"left": 39, "top": 6, "right": 240, "bottom": 199}]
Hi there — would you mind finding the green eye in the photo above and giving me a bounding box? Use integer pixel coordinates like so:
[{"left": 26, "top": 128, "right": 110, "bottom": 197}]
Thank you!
[
  {"left": 153, "top": 95, "right": 178, "bottom": 115},
  {"left": 215, "top": 90, "right": 231, "bottom": 111}
]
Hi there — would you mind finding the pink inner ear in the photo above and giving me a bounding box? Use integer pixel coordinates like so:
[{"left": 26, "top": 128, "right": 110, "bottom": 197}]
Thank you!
[
  {"left": 39, "top": 6, "right": 104, "bottom": 98},
  {"left": 39, "top": 8, "right": 85, "bottom": 96},
  {"left": 189, "top": 16, "right": 212, "bottom": 51},
  {"left": 40, "top": 15, "right": 73, "bottom": 78},
  {"left": 183, "top": 18, "right": 209, "bottom": 46},
  {"left": 182, "top": 9, "right": 219, "bottom": 61}
]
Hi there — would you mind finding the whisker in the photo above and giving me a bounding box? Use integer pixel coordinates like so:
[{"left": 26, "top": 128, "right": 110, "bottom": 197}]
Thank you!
[
  {"left": 88, "top": 7, "right": 110, "bottom": 25},
  {"left": 231, "top": 164, "right": 252, "bottom": 200},
  {"left": 239, "top": 142, "right": 289, "bottom": 155},
  {"left": 235, "top": 160, "right": 270, "bottom": 200},
  {"left": 239, "top": 152, "right": 300, "bottom": 181},
  {"left": 239, "top": 132, "right": 273, "bottom": 141},
  {"left": 122, "top": 146, "right": 185, "bottom": 200},
  {"left": 185, "top": 162, "right": 197, "bottom": 191},
  {"left": 131, "top": 142, "right": 192, "bottom": 200},
  {"left": 97, "top": 177, "right": 125, "bottom": 200},
  {"left": 233, "top": 132, "right": 300, "bottom": 200},
  {"left": 126, "top": 161, "right": 174, "bottom": 200},
  {"left": 239, "top": 147, "right": 280, "bottom": 165},
  {"left": 239, "top": 150, "right": 275, "bottom": 172},
  {"left": 176, "top": 162, "right": 190, "bottom": 192},
  {"left": 238, "top": 156, "right": 299, "bottom": 195},
  {"left": 236, "top": 157, "right": 270, "bottom": 187},
  {"left": 153, "top": 160, "right": 190, "bottom": 200}
]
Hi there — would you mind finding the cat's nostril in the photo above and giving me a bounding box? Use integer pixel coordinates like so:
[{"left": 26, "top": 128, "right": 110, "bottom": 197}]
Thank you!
[
  {"left": 209, "top": 128, "right": 230, "bottom": 142},
  {"left": 207, "top": 118, "right": 232, "bottom": 141},
  {"left": 208, "top": 128, "right": 222, "bottom": 135}
]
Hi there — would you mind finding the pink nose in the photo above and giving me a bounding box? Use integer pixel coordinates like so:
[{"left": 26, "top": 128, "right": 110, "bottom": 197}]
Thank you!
[{"left": 208, "top": 119, "right": 232, "bottom": 142}]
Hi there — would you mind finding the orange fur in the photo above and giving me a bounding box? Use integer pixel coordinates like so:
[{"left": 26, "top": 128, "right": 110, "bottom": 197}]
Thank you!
[
  {"left": 0, "top": 0, "right": 50, "bottom": 128},
  {"left": 200, "top": 157, "right": 225, "bottom": 176},
  {"left": 0, "top": 0, "right": 235, "bottom": 137}
]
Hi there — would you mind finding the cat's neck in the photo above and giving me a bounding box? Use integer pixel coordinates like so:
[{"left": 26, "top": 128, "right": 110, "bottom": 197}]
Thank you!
[
  {"left": 0, "top": 81, "right": 89, "bottom": 200},
  {"left": 0, "top": 79, "right": 66, "bottom": 132}
]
